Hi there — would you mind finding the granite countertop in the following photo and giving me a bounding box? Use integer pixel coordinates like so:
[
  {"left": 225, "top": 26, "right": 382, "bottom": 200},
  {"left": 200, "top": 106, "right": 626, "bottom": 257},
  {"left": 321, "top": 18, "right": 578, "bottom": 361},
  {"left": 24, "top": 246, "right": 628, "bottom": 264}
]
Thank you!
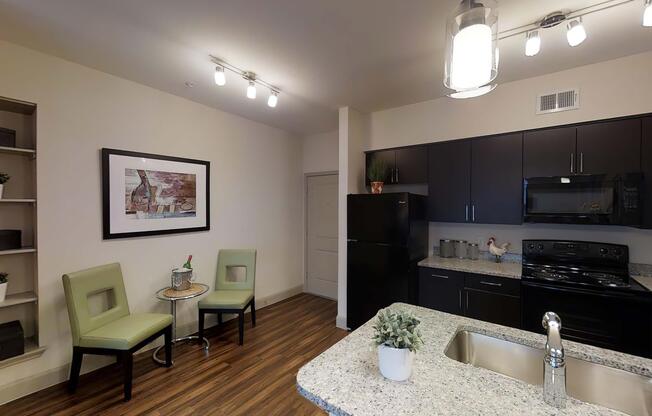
[
  {"left": 297, "top": 303, "right": 652, "bottom": 416},
  {"left": 418, "top": 255, "right": 522, "bottom": 279}
]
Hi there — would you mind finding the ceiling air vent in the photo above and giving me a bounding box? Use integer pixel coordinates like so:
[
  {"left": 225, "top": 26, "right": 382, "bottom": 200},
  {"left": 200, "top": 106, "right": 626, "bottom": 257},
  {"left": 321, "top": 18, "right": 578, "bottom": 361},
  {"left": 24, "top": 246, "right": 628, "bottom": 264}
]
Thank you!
[{"left": 536, "top": 89, "right": 579, "bottom": 114}]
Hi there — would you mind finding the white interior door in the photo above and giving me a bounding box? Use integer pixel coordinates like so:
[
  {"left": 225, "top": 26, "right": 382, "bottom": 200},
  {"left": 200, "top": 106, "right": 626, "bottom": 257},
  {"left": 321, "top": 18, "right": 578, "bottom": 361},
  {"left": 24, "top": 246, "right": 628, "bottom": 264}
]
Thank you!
[{"left": 305, "top": 174, "right": 338, "bottom": 299}]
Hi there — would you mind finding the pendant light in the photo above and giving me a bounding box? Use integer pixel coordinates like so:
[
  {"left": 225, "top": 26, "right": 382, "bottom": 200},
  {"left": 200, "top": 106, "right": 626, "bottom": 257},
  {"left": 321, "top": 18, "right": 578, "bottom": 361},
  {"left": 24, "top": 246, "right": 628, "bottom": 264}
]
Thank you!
[
  {"left": 644, "top": 0, "right": 652, "bottom": 27},
  {"left": 444, "top": 0, "right": 499, "bottom": 98}
]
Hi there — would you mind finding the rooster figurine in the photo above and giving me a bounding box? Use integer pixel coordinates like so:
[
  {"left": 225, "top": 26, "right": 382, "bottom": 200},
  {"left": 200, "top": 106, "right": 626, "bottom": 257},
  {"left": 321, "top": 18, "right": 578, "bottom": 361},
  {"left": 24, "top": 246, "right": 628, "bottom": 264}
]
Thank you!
[{"left": 487, "top": 237, "right": 510, "bottom": 263}]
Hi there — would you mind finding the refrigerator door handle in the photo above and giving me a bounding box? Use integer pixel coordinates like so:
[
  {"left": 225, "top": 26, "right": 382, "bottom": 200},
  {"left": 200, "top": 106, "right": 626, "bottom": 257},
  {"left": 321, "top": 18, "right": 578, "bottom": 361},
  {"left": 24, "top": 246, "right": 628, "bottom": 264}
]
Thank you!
[{"left": 398, "top": 200, "right": 407, "bottom": 205}]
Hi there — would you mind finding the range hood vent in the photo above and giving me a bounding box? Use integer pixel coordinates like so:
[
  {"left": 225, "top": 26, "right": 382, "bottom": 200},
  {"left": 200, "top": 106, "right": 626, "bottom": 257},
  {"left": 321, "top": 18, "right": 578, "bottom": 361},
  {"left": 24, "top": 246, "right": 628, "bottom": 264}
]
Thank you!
[{"left": 536, "top": 89, "right": 580, "bottom": 114}]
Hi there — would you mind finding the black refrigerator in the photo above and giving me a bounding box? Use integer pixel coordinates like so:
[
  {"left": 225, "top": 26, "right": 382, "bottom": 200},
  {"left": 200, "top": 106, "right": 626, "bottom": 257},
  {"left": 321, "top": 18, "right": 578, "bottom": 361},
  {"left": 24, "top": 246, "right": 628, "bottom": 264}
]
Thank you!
[{"left": 347, "top": 192, "right": 428, "bottom": 330}]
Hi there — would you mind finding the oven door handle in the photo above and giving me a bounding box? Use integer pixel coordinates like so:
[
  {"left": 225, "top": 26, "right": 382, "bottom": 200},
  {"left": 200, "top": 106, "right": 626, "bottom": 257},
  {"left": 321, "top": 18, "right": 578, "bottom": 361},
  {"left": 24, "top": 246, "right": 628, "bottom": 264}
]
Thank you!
[{"left": 521, "top": 281, "right": 645, "bottom": 300}]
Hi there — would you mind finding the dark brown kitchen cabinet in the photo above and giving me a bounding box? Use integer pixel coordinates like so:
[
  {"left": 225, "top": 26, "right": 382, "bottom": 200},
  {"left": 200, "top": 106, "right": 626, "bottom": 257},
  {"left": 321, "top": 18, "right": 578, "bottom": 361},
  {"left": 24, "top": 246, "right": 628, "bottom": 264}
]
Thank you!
[
  {"left": 524, "top": 127, "right": 576, "bottom": 177},
  {"left": 365, "top": 146, "right": 427, "bottom": 186},
  {"left": 463, "top": 273, "right": 521, "bottom": 328},
  {"left": 427, "top": 140, "right": 471, "bottom": 223},
  {"left": 418, "top": 267, "right": 464, "bottom": 315},
  {"left": 576, "top": 119, "right": 641, "bottom": 175},
  {"left": 643, "top": 117, "right": 652, "bottom": 228},
  {"left": 365, "top": 150, "right": 395, "bottom": 185},
  {"left": 471, "top": 133, "right": 523, "bottom": 225},
  {"left": 395, "top": 147, "right": 428, "bottom": 184}
]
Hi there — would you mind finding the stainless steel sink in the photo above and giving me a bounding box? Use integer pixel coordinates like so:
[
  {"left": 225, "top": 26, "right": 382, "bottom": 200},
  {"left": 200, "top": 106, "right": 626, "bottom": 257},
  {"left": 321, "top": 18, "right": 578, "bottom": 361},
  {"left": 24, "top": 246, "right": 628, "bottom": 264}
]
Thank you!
[{"left": 444, "top": 330, "right": 652, "bottom": 416}]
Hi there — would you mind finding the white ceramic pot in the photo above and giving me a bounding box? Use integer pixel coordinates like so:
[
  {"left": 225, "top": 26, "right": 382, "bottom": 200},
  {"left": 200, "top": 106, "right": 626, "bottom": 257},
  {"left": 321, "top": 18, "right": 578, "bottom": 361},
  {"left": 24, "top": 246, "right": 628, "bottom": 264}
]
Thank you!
[
  {"left": 378, "top": 344, "right": 415, "bottom": 381},
  {"left": 0, "top": 282, "right": 7, "bottom": 303},
  {"left": 0, "top": 184, "right": 4, "bottom": 199}
]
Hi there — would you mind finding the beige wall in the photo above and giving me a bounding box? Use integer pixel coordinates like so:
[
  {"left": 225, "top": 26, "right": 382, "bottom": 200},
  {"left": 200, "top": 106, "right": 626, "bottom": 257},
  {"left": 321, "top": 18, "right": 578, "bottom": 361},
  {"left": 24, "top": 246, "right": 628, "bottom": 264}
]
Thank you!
[
  {"left": 302, "top": 130, "right": 338, "bottom": 173},
  {"left": 0, "top": 41, "right": 304, "bottom": 402},
  {"left": 370, "top": 51, "right": 652, "bottom": 150},
  {"left": 366, "top": 51, "right": 652, "bottom": 264}
]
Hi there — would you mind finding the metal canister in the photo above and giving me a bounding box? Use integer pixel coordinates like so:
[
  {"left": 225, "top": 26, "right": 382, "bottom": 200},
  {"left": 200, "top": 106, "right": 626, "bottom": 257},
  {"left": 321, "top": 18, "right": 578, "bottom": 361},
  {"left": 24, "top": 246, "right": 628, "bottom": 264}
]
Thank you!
[
  {"left": 439, "top": 239, "right": 455, "bottom": 258},
  {"left": 468, "top": 243, "right": 480, "bottom": 260},
  {"left": 171, "top": 267, "right": 193, "bottom": 291},
  {"left": 454, "top": 240, "right": 468, "bottom": 259}
]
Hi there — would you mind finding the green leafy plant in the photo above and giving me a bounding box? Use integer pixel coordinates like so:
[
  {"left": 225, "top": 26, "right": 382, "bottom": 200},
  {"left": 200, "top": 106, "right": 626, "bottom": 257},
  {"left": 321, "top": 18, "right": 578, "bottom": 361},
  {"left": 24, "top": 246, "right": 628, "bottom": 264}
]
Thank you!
[
  {"left": 0, "top": 173, "right": 9, "bottom": 185},
  {"left": 0, "top": 273, "right": 7, "bottom": 284},
  {"left": 372, "top": 308, "right": 423, "bottom": 352},
  {"left": 367, "top": 158, "right": 388, "bottom": 182}
]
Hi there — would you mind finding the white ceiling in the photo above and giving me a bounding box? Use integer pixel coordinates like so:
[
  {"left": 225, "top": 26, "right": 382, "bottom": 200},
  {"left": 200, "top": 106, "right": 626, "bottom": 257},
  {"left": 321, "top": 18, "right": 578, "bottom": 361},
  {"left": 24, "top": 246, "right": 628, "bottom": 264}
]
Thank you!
[{"left": 0, "top": 0, "right": 650, "bottom": 135}]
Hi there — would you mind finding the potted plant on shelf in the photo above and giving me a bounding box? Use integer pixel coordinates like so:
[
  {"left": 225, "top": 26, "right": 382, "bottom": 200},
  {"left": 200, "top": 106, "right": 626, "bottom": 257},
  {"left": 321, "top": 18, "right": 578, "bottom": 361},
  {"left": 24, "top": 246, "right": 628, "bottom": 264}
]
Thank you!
[
  {"left": 372, "top": 308, "right": 423, "bottom": 381},
  {"left": 367, "top": 158, "right": 388, "bottom": 194},
  {"left": 0, "top": 273, "right": 7, "bottom": 303},
  {"left": 0, "top": 173, "right": 9, "bottom": 199}
]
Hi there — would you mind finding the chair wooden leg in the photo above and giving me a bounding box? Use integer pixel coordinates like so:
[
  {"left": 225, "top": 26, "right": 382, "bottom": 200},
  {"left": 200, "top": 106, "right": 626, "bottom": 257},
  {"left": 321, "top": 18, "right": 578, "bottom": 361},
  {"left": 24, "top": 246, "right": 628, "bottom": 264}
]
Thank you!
[
  {"left": 122, "top": 351, "right": 133, "bottom": 402},
  {"left": 251, "top": 298, "right": 256, "bottom": 327},
  {"left": 198, "top": 309, "right": 205, "bottom": 342},
  {"left": 164, "top": 325, "right": 173, "bottom": 367},
  {"left": 217, "top": 312, "right": 223, "bottom": 325},
  {"left": 238, "top": 311, "right": 245, "bottom": 346},
  {"left": 68, "top": 347, "right": 83, "bottom": 393}
]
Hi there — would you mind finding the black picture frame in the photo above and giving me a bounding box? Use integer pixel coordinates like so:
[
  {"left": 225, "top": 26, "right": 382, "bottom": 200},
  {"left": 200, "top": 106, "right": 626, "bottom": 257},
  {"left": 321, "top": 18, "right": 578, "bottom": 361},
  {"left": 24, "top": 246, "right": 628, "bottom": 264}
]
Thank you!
[{"left": 102, "top": 148, "right": 210, "bottom": 240}]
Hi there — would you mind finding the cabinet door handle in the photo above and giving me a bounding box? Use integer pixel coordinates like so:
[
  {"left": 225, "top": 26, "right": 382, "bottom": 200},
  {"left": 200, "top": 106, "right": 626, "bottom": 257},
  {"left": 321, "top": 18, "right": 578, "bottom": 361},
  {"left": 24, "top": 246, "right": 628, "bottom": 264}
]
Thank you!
[
  {"left": 570, "top": 153, "right": 574, "bottom": 174},
  {"left": 465, "top": 291, "right": 469, "bottom": 311},
  {"left": 472, "top": 205, "right": 476, "bottom": 222},
  {"left": 459, "top": 290, "right": 462, "bottom": 310},
  {"left": 480, "top": 281, "right": 502, "bottom": 287},
  {"left": 396, "top": 167, "right": 399, "bottom": 183},
  {"left": 465, "top": 205, "right": 469, "bottom": 222},
  {"left": 431, "top": 274, "right": 449, "bottom": 279},
  {"left": 390, "top": 168, "right": 395, "bottom": 183},
  {"left": 580, "top": 152, "right": 584, "bottom": 173}
]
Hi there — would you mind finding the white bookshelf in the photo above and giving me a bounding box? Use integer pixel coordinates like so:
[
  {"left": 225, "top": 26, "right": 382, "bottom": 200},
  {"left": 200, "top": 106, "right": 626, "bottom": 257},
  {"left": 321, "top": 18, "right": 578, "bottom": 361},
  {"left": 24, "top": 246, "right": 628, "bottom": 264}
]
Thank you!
[{"left": 0, "top": 95, "right": 43, "bottom": 367}]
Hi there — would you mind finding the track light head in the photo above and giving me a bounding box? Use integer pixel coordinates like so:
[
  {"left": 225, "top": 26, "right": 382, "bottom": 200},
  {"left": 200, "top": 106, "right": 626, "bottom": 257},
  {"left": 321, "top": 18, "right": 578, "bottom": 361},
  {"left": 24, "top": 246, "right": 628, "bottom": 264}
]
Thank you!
[
  {"left": 214, "top": 65, "right": 226, "bottom": 86},
  {"left": 566, "top": 18, "right": 587, "bottom": 47},
  {"left": 644, "top": 0, "right": 652, "bottom": 27},
  {"left": 267, "top": 90, "right": 279, "bottom": 108},
  {"left": 247, "top": 80, "right": 257, "bottom": 99},
  {"left": 525, "top": 30, "right": 541, "bottom": 57}
]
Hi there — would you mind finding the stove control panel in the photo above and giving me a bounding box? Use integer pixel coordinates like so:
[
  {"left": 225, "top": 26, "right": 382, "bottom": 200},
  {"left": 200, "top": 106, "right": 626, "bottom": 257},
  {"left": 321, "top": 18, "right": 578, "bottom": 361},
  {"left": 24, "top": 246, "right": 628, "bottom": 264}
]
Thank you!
[{"left": 522, "top": 240, "right": 628, "bottom": 264}]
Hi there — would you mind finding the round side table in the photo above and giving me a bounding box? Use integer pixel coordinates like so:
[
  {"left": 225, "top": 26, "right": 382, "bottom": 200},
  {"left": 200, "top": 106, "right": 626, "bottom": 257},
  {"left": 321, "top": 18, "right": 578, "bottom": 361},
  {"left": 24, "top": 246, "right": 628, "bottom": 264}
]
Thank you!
[{"left": 152, "top": 283, "right": 210, "bottom": 364}]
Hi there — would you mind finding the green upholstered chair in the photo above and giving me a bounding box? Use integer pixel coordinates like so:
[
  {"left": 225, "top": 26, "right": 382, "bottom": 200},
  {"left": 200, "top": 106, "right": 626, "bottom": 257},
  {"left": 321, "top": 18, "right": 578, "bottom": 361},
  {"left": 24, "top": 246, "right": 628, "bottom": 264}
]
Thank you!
[
  {"left": 62, "top": 263, "right": 173, "bottom": 401},
  {"left": 198, "top": 249, "right": 256, "bottom": 346}
]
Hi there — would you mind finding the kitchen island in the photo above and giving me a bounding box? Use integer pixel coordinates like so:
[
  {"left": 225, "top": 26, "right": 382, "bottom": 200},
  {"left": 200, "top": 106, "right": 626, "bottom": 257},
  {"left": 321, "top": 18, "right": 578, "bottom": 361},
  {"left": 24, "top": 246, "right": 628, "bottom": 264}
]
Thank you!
[{"left": 297, "top": 303, "right": 652, "bottom": 416}]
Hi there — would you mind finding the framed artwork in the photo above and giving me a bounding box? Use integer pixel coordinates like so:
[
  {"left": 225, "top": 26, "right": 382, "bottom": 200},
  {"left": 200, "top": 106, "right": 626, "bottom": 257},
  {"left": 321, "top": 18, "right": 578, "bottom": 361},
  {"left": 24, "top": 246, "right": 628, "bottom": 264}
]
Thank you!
[{"left": 102, "top": 148, "right": 210, "bottom": 239}]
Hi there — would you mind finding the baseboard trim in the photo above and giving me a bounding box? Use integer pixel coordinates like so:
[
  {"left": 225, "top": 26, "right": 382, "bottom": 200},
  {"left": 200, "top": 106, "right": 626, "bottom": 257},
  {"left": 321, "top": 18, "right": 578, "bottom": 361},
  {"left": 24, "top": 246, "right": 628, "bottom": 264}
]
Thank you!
[{"left": 0, "top": 284, "right": 305, "bottom": 405}]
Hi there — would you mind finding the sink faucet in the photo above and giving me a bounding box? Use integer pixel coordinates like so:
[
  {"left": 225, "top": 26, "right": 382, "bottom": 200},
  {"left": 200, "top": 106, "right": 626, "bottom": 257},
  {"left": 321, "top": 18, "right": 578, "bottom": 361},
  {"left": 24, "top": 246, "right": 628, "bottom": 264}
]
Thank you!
[{"left": 542, "top": 312, "right": 566, "bottom": 409}]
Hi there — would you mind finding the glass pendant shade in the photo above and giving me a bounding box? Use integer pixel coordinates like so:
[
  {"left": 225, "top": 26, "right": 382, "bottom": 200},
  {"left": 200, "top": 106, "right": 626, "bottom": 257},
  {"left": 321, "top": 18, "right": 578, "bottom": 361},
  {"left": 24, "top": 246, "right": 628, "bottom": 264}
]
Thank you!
[{"left": 444, "top": 0, "right": 499, "bottom": 93}]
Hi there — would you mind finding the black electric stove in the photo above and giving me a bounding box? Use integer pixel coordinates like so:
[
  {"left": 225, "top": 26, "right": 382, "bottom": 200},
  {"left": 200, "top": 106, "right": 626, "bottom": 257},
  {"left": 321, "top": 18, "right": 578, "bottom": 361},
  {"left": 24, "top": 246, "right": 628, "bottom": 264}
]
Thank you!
[
  {"left": 521, "top": 240, "right": 652, "bottom": 358},
  {"left": 522, "top": 240, "right": 649, "bottom": 293}
]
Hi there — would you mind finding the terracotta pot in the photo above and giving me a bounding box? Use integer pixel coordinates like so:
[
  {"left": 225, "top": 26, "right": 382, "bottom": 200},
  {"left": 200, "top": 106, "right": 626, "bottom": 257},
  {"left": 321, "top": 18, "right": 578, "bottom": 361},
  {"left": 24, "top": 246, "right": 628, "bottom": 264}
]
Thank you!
[{"left": 370, "top": 181, "right": 384, "bottom": 194}]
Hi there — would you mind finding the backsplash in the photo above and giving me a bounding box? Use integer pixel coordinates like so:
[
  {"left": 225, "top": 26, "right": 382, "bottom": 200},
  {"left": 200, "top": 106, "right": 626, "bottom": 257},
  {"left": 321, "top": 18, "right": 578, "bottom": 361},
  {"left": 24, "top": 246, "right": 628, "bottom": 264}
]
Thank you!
[
  {"left": 432, "top": 245, "right": 522, "bottom": 264},
  {"left": 428, "top": 222, "right": 652, "bottom": 264}
]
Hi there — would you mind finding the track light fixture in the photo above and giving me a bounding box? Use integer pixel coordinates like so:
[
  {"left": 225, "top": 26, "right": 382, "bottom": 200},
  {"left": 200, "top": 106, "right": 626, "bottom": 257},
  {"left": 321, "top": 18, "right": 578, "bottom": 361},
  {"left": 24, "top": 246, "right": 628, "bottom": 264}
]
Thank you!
[
  {"left": 644, "top": 0, "right": 652, "bottom": 26},
  {"left": 497, "top": 1, "right": 643, "bottom": 59},
  {"left": 209, "top": 55, "right": 281, "bottom": 108}
]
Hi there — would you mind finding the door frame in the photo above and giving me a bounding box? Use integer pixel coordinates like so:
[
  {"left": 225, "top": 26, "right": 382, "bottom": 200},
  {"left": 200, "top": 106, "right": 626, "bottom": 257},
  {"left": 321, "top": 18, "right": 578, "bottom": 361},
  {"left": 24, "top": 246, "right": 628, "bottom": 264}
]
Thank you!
[{"left": 303, "top": 171, "right": 339, "bottom": 300}]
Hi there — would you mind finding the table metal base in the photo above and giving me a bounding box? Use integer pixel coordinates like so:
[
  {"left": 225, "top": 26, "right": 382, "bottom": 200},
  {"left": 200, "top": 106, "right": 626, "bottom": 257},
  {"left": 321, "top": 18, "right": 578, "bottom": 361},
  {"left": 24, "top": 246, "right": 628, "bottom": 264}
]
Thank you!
[{"left": 152, "top": 335, "right": 210, "bottom": 365}]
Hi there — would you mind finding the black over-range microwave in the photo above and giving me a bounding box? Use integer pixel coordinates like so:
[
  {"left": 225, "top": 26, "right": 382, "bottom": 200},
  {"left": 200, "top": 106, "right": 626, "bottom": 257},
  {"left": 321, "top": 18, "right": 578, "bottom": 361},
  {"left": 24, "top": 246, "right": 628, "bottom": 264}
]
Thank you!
[{"left": 523, "top": 173, "right": 642, "bottom": 226}]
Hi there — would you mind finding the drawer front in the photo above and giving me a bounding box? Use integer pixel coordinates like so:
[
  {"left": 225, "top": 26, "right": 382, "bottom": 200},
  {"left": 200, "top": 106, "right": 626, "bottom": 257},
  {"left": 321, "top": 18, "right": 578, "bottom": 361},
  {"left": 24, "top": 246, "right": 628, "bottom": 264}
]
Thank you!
[
  {"left": 464, "top": 289, "right": 521, "bottom": 328},
  {"left": 465, "top": 273, "right": 520, "bottom": 296},
  {"left": 418, "top": 267, "right": 464, "bottom": 315}
]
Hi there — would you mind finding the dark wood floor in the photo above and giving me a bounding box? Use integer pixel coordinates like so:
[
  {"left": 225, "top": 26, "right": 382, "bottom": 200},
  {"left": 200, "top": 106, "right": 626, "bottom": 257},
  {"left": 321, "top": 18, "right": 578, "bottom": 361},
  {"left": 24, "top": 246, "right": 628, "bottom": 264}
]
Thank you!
[{"left": 1, "top": 293, "right": 347, "bottom": 416}]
